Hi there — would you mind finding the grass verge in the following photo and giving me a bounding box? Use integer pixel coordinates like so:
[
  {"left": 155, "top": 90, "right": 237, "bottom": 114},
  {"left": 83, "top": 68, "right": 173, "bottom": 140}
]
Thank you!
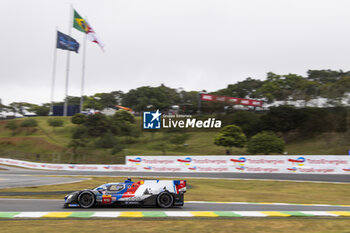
[
  {"left": 1, "top": 176, "right": 350, "bottom": 205},
  {"left": 1, "top": 219, "right": 350, "bottom": 233}
]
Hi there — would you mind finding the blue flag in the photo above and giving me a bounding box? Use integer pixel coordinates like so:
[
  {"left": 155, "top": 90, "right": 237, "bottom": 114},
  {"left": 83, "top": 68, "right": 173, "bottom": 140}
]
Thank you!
[{"left": 56, "top": 31, "right": 80, "bottom": 53}]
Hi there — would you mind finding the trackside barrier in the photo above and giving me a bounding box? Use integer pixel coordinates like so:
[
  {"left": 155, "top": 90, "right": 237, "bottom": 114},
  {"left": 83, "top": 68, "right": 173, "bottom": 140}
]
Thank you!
[{"left": 1, "top": 155, "right": 350, "bottom": 174}]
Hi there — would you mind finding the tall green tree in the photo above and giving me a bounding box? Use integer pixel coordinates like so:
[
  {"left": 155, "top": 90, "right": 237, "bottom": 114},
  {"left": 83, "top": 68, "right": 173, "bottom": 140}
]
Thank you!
[
  {"left": 215, "top": 77, "right": 263, "bottom": 98},
  {"left": 122, "top": 84, "right": 180, "bottom": 111},
  {"left": 214, "top": 125, "right": 247, "bottom": 154}
]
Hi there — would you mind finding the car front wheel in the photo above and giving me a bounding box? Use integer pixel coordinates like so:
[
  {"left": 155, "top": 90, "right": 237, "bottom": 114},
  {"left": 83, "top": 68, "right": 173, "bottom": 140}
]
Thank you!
[{"left": 78, "top": 191, "right": 95, "bottom": 208}]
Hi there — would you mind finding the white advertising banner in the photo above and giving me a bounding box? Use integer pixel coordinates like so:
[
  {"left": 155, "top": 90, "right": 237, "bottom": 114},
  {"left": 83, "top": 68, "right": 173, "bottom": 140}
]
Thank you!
[
  {"left": 126, "top": 155, "right": 350, "bottom": 174},
  {"left": 1, "top": 156, "right": 350, "bottom": 174}
]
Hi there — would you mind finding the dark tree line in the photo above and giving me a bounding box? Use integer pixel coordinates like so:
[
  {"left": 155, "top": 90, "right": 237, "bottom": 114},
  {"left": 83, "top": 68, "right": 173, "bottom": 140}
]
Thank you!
[{"left": 3, "top": 69, "right": 350, "bottom": 115}]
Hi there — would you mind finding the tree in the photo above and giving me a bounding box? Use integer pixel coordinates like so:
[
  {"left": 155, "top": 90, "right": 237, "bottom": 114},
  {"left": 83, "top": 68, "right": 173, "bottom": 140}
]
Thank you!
[
  {"left": 110, "top": 111, "right": 140, "bottom": 137},
  {"left": 247, "top": 131, "right": 285, "bottom": 155},
  {"left": 71, "top": 113, "right": 86, "bottom": 124},
  {"left": 122, "top": 84, "right": 180, "bottom": 112},
  {"left": 230, "top": 111, "right": 262, "bottom": 137},
  {"left": 95, "top": 132, "right": 117, "bottom": 148},
  {"left": 215, "top": 77, "right": 263, "bottom": 99},
  {"left": 71, "top": 126, "right": 88, "bottom": 139},
  {"left": 84, "top": 97, "right": 103, "bottom": 110},
  {"left": 30, "top": 104, "right": 50, "bottom": 116},
  {"left": 94, "top": 91, "right": 124, "bottom": 109},
  {"left": 9, "top": 102, "right": 36, "bottom": 115},
  {"left": 214, "top": 125, "right": 247, "bottom": 154},
  {"left": 47, "top": 118, "right": 64, "bottom": 132},
  {"left": 261, "top": 105, "right": 305, "bottom": 134},
  {"left": 83, "top": 113, "right": 109, "bottom": 137},
  {"left": 307, "top": 69, "right": 348, "bottom": 84}
]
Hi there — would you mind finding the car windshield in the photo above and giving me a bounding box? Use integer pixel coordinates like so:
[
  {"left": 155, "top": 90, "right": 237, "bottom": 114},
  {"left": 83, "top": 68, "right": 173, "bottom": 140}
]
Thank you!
[
  {"left": 108, "top": 184, "right": 124, "bottom": 192},
  {"left": 93, "top": 185, "right": 107, "bottom": 191}
]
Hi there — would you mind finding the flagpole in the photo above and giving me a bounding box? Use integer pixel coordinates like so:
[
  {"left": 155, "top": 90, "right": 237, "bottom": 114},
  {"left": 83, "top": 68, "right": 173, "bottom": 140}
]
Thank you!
[
  {"left": 50, "top": 27, "right": 58, "bottom": 116},
  {"left": 80, "top": 33, "right": 87, "bottom": 113},
  {"left": 63, "top": 5, "right": 73, "bottom": 117}
]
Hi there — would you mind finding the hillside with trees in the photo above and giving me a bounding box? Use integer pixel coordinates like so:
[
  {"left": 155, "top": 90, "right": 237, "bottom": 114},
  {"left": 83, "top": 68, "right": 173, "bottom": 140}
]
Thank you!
[{"left": 2, "top": 69, "right": 350, "bottom": 116}]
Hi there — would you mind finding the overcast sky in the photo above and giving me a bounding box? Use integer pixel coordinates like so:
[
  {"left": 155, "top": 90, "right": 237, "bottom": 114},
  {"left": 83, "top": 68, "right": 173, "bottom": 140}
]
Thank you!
[{"left": 1, "top": 0, "right": 350, "bottom": 105}]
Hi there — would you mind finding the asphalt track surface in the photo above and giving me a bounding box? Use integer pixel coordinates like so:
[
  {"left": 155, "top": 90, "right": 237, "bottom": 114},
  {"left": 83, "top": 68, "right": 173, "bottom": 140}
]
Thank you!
[
  {"left": 0, "top": 166, "right": 87, "bottom": 189},
  {"left": 1, "top": 199, "right": 350, "bottom": 212},
  {"left": 2, "top": 165, "right": 350, "bottom": 212}
]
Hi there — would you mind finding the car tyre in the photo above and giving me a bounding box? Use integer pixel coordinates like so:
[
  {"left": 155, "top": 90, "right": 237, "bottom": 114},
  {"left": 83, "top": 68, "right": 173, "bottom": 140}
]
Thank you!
[
  {"left": 156, "top": 192, "right": 174, "bottom": 208},
  {"left": 78, "top": 191, "right": 95, "bottom": 208}
]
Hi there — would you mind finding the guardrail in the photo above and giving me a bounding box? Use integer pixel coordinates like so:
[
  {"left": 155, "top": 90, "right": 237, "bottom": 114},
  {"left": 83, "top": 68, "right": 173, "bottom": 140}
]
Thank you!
[{"left": 1, "top": 155, "right": 350, "bottom": 174}]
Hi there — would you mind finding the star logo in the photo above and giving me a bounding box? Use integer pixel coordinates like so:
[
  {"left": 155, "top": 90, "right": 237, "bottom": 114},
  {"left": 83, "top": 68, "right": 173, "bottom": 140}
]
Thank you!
[
  {"left": 151, "top": 109, "right": 161, "bottom": 122},
  {"left": 143, "top": 110, "right": 162, "bottom": 129}
]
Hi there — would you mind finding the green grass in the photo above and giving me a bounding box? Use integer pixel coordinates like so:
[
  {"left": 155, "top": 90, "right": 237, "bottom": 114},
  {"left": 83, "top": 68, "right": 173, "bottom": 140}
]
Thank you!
[
  {"left": 285, "top": 132, "right": 348, "bottom": 155},
  {"left": 1, "top": 219, "right": 350, "bottom": 233},
  {"left": 0, "top": 117, "right": 349, "bottom": 164},
  {"left": 2, "top": 176, "right": 350, "bottom": 205}
]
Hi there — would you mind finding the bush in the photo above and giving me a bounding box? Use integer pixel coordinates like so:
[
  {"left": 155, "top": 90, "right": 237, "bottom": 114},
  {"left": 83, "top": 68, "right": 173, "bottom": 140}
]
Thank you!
[
  {"left": 47, "top": 118, "right": 64, "bottom": 127},
  {"left": 112, "top": 110, "right": 135, "bottom": 123},
  {"left": 20, "top": 119, "right": 38, "bottom": 127},
  {"left": 5, "top": 121, "right": 18, "bottom": 131},
  {"left": 247, "top": 131, "right": 285, "bottom": 155},
  {"left": 71, "top": 113, "right": 86, "bottom": 125}
]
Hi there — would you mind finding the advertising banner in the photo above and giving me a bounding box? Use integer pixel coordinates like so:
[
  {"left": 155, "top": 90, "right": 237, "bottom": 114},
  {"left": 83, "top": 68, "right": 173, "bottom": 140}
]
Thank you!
[
  {"left": 126, "top": 155, "right": 350, "bottom": 174},
  {"left": 200, "top": 94, "right": 263, "bottom": 107},
  {"left": 1, "top": 155, "right": 350, "bottom": 174}
]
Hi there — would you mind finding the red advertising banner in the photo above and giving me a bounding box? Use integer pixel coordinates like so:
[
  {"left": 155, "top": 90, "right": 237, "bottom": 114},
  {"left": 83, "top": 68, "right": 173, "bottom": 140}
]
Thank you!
[{"left": 200, "top": 94, "right": 263, "bottom": 107}]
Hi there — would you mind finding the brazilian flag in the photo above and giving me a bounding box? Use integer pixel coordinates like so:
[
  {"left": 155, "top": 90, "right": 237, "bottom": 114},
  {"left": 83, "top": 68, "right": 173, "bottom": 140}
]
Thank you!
[{"left": 73, "top": 10, "right": 88, "bottom": 33}]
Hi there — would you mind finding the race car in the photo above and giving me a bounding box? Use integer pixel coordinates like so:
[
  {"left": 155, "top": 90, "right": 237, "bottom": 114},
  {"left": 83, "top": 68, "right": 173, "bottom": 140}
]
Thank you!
[{"left": 64, "top": 178, "right": 186, "bottom": 208}]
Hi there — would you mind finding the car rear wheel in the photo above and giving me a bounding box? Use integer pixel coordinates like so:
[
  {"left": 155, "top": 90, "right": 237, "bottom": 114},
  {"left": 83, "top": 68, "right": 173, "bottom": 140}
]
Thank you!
[
  {"left": 157, "top": 192, "right": 174, "bottom": 208},
  {"left": 78, "top": 191, "right": 95, "bottom": 208}
]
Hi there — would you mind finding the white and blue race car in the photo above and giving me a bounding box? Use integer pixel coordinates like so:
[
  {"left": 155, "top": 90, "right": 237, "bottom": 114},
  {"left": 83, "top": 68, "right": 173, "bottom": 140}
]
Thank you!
[{"left": 64, "top": 178, "right": 186, "bottom": 208}]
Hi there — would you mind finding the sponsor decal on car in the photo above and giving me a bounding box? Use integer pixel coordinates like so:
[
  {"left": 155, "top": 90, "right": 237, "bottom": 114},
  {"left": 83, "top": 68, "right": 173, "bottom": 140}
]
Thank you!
[{"left": 102, "top": 195, "right": 112, "bottom": 203}]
